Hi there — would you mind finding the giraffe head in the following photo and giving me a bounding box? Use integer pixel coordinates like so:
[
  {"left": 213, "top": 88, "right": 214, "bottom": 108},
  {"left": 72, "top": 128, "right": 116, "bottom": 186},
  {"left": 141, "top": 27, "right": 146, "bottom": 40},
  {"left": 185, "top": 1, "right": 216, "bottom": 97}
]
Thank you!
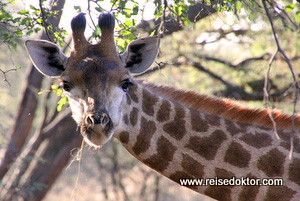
[{"left": 25, "top": 13, "right": 159, "bottom": 147}]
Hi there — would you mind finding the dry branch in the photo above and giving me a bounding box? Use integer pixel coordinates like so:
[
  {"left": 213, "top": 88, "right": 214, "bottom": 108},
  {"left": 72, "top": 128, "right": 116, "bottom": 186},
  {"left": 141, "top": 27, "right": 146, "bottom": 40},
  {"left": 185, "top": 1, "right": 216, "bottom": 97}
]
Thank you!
[{"left": 262, "top": 0, "right": 299, "bottom": 158}]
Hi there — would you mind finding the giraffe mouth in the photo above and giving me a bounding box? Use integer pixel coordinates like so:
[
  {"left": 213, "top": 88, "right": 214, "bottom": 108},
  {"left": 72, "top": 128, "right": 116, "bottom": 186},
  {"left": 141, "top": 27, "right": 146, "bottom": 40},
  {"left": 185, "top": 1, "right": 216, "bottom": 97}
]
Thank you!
[{"left": 80, "top": 115, "right": 114, "bottom": 147}]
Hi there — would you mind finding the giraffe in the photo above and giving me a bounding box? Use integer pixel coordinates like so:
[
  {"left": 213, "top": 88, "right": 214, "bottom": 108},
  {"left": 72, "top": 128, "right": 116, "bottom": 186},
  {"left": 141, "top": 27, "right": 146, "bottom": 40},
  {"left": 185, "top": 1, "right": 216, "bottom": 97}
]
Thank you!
[{"left": 25, "top": 13, "right": 300, "bottom": 201}]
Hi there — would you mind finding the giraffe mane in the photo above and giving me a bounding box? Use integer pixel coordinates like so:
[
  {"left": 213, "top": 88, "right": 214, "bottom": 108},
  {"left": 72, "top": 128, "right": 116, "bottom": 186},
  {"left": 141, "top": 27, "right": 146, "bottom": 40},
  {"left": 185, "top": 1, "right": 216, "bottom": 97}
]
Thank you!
[{"left": 139, "top": 80, "right": 300, "bottom": 130}]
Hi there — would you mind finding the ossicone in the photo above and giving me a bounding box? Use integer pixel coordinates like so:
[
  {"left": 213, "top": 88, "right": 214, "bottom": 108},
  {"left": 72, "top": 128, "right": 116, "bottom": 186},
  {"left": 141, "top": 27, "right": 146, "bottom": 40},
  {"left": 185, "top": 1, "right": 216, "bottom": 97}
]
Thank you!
[
  {"left": 98, "top": 12, "right": 115, "bottom": 32},
  {"left": 95, "top": 12, "right": 118, "bottom": 61},
  {"left": 70, "top": 13, "right": 89, "bottom": 62},
  {"left": 71, "top": 13, "right": 86, "bottom": 32}
]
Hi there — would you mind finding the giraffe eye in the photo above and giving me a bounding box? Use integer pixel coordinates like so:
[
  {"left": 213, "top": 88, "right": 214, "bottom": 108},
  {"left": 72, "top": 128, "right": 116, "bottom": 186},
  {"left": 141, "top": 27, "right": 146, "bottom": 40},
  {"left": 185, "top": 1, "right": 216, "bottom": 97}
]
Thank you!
[
  {"left": 120, "top": 79, "right": 133, "bottom": 92},
  {"left": 60, "top": 81, "right": 72, "bottom": 92}
]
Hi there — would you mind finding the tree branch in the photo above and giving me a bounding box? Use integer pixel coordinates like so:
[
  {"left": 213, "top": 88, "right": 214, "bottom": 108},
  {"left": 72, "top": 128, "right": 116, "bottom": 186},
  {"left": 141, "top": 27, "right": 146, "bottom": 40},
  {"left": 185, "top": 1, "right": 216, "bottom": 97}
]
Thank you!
[
  {"left": 39, "top": 0, "right": 52, "bottom": 42},
  {"left": 134, "top": 3, "right": 216, "bottom": 36},
  {"left": 198, "top": 53, "right": 271, "bottom": 69},
  {"left": 262, "top": 0, "right": 299, "bottom": 158},
  {"left": 0, "top": 68, "right": 17, "bottom": 86}
]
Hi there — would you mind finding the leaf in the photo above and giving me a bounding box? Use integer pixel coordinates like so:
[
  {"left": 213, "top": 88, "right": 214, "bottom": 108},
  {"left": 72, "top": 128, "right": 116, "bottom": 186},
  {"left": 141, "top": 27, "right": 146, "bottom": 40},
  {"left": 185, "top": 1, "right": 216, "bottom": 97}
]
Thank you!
[
  {"left": 285, "top": 4, "right": 295, "bottom": 12},
  {"left": 296, "top": 12, "right": 300, "bottom": 24},
  {"left": 51, "top": 84, "right": 63, "bottom": 96},
  {"left": 30, "top": 5, "right": 37, "bottom": 10},
  {"left": 15, "top": 65, "right": 21, "bottom": 70},
  {"left": 3, "top": 33, "right": 10, "bottom": 40},
  {"left": 124, "top": 18, "right": 133, "bottom": 27},
  {"left": 26, "top": 30, "right": 34, "bottom": 36},
  {"left": 15, "top": 29, "right": 23, "bottom": 36},
  {"left": 116, "top": 38, "right": 127, "bottom": 52},
  {"left": 74, "top": 6, "right": 82, "bottom": 13},
  {"left": 57, "top": 96, "right": 68, "bottom": 112},
  {"left": 18, "top": 10, "right": 29, "bottom": 15},
  {"left": 132, "top": 5, "right": 139, "bottom": 15},
  {"left": 9, "top": 41, "right": 17, "bottom": 50},
  {"left": 36, "top": 18, "right": 43, "bottom": 24},
  {"left": 119, "top": 0, "right": 126, "bottom": 9},
  {"left": 92, "top": 26, "right": 101, "bottom": 38},
  {"left": 95, "top": 7, "right": 104, "bottom": 13},
  {"left": 235, "top": 1, "right": 242, "bottom": 13},
  {"left": 174, "top": 5, "right": 183, "bottom": 16},
  {"left": 182, "top": 17, "right": 189, "bottom": 26},
  {"left": 248, "top": 13, "right": 253, "bottom": 21},
  {"left": 34, "top": 27, "right": 41, "bottom": 32},
  {"left": 150, "top": 30, "right": 156, "bottom": 36}
]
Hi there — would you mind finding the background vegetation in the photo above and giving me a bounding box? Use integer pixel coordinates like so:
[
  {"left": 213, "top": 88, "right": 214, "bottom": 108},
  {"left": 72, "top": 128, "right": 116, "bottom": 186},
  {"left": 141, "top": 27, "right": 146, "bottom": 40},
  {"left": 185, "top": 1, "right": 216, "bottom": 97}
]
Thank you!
[{"left": 0, "top": 0, "right": 299, "bottom": 200}]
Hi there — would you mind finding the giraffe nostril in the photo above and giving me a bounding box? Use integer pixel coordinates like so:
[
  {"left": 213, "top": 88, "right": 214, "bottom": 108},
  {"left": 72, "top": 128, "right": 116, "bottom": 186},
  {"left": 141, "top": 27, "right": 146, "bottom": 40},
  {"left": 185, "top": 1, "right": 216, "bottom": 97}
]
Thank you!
[
  {"left": 86, "top": 114, "right": 95, "bottom": 125},
  {"left": 101, "top": 113, "right": 109, "bottom": 125}
]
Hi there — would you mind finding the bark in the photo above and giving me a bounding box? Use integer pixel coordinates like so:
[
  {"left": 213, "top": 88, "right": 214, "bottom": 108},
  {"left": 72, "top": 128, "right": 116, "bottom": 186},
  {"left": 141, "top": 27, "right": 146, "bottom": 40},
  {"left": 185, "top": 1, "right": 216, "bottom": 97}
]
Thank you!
[
  {"left": 22, "top": 111, "right": 81, "bottom": 201},
  {"left": 3, "top": 110, "right": 82, "bottom": 201},
  {"left": 0, "top": 0, "right": 65, "bottom": 179}
]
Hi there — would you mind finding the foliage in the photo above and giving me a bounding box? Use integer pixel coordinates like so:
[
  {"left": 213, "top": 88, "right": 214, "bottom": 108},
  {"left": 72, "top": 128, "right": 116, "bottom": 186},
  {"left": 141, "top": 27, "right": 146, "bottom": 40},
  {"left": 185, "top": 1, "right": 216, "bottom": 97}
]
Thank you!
[
  {"left": 51, "top": 84, "right": 68, "bottom": 112},
  {"left": 0, "top": 0, "right": 299, "bottom": 200},
  {"left": 1, "top": 0, "right": 298, "bottom": 51},
  {"left": 0, "top": 0, "right": 67, "bottom": 49}
]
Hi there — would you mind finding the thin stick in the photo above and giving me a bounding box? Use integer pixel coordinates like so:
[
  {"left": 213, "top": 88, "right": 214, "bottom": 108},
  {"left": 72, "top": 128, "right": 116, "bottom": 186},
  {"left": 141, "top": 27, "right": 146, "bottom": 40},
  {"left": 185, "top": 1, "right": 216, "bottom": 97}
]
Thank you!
[
  {"left": 70, "top": 139, "right": 85, "bottom": 201},
  {"left": 263, "top": 50, "right": 280, "bottom": 139}
]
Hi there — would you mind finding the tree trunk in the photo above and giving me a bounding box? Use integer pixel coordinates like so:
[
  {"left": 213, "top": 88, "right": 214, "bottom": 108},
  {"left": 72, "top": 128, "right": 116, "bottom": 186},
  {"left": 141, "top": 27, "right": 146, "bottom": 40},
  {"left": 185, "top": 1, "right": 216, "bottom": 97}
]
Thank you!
[
  {"left": 0, "top": 0, "right": 65, "bottom": 179},
  {"left": 22, "top": 111, "right": 81, "bottom": 201},
  {"left": 3, "top": 111, "right": 82, "bottom": 201}
]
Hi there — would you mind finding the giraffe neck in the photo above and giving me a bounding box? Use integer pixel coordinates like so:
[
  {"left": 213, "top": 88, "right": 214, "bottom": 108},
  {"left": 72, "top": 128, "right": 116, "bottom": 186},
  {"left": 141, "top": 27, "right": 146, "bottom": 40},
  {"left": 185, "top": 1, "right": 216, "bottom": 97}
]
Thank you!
[{"left": 114, "top": 81, "right": 300, "bottom": 201}]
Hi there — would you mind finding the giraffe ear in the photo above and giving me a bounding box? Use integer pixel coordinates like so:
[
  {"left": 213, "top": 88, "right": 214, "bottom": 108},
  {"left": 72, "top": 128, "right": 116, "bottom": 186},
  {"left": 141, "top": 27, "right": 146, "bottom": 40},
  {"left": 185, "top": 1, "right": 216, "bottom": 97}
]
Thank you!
[
  {"left": 25, "top": 40, "right": 68, "bottom": 77},
  {"left": 120, "top": 36, "right": 159, "bottom": 75}
]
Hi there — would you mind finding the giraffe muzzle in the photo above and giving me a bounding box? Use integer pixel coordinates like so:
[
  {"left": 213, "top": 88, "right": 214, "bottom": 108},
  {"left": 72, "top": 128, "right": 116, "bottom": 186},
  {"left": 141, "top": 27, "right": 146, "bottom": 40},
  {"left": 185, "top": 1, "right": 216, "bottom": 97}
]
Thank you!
[{"left": 81, "top": 111, "right": 114, "bottom": 147}]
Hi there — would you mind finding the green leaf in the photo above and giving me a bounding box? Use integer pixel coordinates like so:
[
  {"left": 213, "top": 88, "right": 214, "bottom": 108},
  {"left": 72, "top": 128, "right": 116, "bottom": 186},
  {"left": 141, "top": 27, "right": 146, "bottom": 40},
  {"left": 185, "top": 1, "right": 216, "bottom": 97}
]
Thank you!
[
  {"left": 51, "top": 85, "right": 58, "bottom": 90},
  {"left": 9, "top": 0, "right": 17, "bottom": 4},
  {"left": 124, "top": 18, "right": 133, "bottom": 27},
  {"left": 57, "top": 96, "right": 68, "bottom": 112},
  {"left": 9, "top": 41, "right": 17, "bottom": 50},
  {"left": 74, "top": 6, "right": 82, "bottom": 13},
  {"left": 235, "top": 1, "right": 242, "bottom": 13},
  {"left": 92, "top": 26, "right": 101, "bottom": 38},
  {"left": 119, "top": 1, "right": 126, "bottom": 9},
  {"left": 36, "top": 18, "right": 43, "bottom": 24},
  {"left": 26, "top": 30, "right": 34, "bottom": 36},
  {"left": 132, "top": 5, "right": 139, "bottom": 15},
  {"left": 34, "top": 27, "right": 41, "bottom": 32},
  {"left": 150, "top": 30, "right": 156, "bottom": 36},
  {"left": 18, "top": 10, "right": 29, "bottom": 15},
  {"left": 30, "top": 5, "right": 38, "bottom": 10},
  {"left": 15, "top": 65, "right": 21, "bottom": 70},
  {"left": 174, "top": 5, "right": 183, "bottom": 16},
  {"left": 248, "top": 13, "right": 253, "bottom": 21},
  {"left": 95, "top": 7, "right": 104, "bottom": 13},
  {"left": 285, "top": 4, "right": 295, "bottom": 12},
  {"left": 296, "top": 12, "right": 300, "bottom": 24},
  {"left": 14, "top": 17, "right": 21, "bottom": 23},
  {"left": 115, "top": 38, "right": 127, "bottom": 52},
  {"left": 3, "top": 33, "right": 10, "bottom": 40},
  {"left": 15, "top": 29, "right": 23, "bottom": 36},
  {"left": 182, "top": 17, "right": 189, "bottom": 26},
  {"left": 51, "top": 84, "right": 63, "bottom": 96}
]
